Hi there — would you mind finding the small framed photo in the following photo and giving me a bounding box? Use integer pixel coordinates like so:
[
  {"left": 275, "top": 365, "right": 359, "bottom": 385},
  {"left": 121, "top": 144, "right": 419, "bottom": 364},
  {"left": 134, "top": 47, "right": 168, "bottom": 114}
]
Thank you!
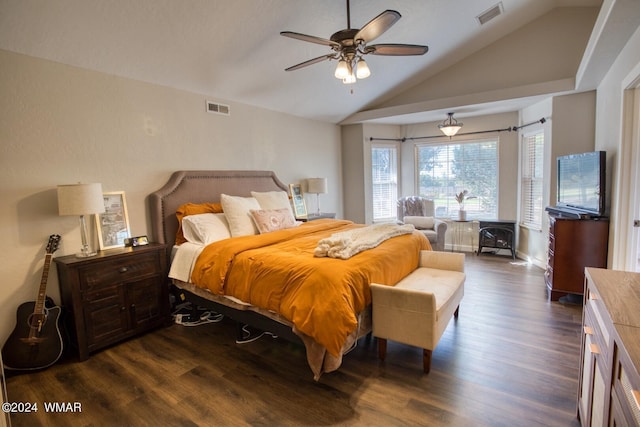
[
  {"left": 289, "top": 183, "right": 307, "bottom": 219},
  {"left": 96, "top": 191, "right": 131, "bottom": 250}
]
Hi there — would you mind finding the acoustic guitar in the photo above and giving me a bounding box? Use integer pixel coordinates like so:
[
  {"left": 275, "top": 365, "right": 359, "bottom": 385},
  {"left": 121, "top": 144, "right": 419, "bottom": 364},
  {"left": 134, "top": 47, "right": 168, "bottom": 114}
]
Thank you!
[{"left": 2, "top": 235, "right": 64, "bottom": 371}]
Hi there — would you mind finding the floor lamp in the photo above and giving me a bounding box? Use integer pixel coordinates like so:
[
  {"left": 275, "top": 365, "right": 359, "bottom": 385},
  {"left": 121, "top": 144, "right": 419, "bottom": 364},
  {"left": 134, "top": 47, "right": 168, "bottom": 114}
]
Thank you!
[
  {"left": 57, "top": 183, "right": 105, "bottom": 257},
  {"left": 306, "top": 178, "right": 327, "bottom": 216}
]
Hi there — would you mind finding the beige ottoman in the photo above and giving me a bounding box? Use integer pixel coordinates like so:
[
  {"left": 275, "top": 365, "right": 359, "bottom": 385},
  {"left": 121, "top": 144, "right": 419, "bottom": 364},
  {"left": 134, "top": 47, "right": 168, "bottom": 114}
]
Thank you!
[{"left": 370, "top": 251, "right": 465, "bottom": 373}]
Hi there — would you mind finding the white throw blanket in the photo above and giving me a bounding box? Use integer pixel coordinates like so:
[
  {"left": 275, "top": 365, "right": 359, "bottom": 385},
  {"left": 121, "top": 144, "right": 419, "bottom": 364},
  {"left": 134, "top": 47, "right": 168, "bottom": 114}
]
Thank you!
[{"left": 314, "top": 223, "right": 415, "bottom": 260}]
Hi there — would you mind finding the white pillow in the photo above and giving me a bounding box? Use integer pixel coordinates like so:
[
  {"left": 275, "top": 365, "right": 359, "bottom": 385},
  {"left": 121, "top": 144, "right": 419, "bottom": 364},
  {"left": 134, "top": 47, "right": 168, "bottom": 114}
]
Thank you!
[
  {"left": 220, "top": 194, "right": 261, "bottom": 237},
  {"left": 403, "top": 216, "right": 435, "bottom": 230},
  {"left": 250, "top": 191, "right": 295, "bottom": 221},
  {"left": 182, "top": 213, "right": 231, "bottom": 245}
]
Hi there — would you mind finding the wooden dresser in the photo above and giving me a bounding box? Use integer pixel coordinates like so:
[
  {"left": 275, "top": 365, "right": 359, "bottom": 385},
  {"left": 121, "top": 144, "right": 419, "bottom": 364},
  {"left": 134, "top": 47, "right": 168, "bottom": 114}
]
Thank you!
[
  {"left": 545, "top": 215, "right": 609, "bottom": 301},
  {"left": 578, "top": 268, "right": 640, "bottom": 426},
  {"left": 54, "top": 243, "right": 169, "bottom": 360}
]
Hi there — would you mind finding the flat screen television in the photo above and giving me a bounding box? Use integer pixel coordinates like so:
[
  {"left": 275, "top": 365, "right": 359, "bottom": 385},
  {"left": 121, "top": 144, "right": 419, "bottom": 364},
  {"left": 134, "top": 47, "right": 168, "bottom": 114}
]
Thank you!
[{"left": 555, "top": 150, "right": 606, "bottom": 217}]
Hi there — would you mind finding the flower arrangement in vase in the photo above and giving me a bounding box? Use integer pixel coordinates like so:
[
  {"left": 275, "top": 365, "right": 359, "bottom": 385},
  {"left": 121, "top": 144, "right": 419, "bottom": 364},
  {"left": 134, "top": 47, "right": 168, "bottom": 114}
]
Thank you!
[{"left": 455, "top": 190, "right": 476, "bottom": 221}]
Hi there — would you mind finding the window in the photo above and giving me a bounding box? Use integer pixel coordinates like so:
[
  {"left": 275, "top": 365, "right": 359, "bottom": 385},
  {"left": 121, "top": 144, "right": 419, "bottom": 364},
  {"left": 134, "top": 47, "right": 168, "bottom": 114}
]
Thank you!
[
  {"left": 416, "top": 139, "right": 498, "bottom": 219},
  {"left": 371, "top": 144, "right": 398, "bottom": 222},
  {"left": 520, "top": 131, "right": 544, "bottom": 229}
]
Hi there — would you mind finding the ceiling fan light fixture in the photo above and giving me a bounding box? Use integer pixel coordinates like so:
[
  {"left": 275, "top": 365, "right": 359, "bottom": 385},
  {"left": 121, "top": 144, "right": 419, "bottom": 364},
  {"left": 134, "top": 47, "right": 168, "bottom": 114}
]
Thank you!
[
  {"left": 342, "top": 73, "right": 357, "bottom": 84},
  {"left": 438, "top": 112, "right": 463, "bottom": 137},
  {"left": 356, "top": 58, "right": 371, "bottom": 79},
  {"left": 281, "top": 2, "right": 429, "bottom": 83},
  {"left": 335, "top": 60, "right": 350, "bottom": 79}
]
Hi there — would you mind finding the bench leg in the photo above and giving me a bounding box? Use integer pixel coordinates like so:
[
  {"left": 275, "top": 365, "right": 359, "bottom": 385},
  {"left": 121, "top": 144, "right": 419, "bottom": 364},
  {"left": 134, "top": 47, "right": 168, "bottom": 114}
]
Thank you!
[
  {"left": 454, "top": 305, "right": 460, "bottom": 319},
  {"left": 378, "top": 338, "right": 387, "bottom": 361},
  {"left": 423, "top": 349, "right": 432, "bottom": 374}
]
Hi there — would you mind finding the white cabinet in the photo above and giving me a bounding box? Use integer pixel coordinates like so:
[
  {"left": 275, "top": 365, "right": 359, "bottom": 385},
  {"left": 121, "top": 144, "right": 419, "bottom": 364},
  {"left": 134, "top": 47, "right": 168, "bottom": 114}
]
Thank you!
[{"left": 578, "top": 268, "right": 640, "bottom": 427}]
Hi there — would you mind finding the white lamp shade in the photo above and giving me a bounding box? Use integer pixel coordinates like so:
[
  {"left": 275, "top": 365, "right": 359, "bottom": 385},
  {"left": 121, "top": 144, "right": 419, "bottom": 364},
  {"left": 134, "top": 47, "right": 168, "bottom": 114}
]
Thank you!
[
  {"left": 439, "top": 125, "right": 462, "bottom": 137},
  {"left": 307, "top": 178, "right": 328, "bottom": 194},
  {"left": 356, "top": 59, "right": 371, "bottom": 79},
  {"left": 57, "top": 183, "right": 105, "bottom": 216},
  {"left": 334, "top": 60, "right": 350, "bottom": 79}
]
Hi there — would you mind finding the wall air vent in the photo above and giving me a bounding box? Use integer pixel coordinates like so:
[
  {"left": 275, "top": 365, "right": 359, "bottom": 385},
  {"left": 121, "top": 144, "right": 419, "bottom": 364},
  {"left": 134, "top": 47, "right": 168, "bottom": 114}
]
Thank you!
[
  {"left": 206, "top": 100, "right": 230, "bottom": 116},
  {"left": 476, "top": 2, "right": 503, "bottom": 26}
]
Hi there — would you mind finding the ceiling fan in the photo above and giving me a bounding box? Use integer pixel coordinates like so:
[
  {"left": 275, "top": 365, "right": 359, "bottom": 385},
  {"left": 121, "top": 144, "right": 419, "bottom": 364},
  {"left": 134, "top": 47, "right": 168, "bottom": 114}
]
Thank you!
[{"left": 280, "top": 0, "right": 428, "bottom": 84}]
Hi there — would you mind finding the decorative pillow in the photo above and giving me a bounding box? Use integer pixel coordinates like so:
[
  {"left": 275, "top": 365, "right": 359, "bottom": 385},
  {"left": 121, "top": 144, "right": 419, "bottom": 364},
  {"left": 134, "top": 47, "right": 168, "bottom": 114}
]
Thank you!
[
  {"left": 251, "top": 191, "right": 295, "bottom": 221},
  {"left": 403, "top": 216, "right": 435, "bottom": 230},
  {"left": 249, "top": 208, "right": 298, "bottom": 234},
  {"left": 182, "top": 213, "right": 231, "bottom": 245},
  {"left": 220, "top": 194, "right": 261, "bottom": 237},
  {"left": 175, "top": 202, "right": 223, "bottom": 244}
]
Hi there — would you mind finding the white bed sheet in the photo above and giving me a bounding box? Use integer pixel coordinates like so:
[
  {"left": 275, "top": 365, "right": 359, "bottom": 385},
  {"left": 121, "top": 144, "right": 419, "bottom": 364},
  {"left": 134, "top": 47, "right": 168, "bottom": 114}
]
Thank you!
[{"left": 168, "top": 242, "right": 204, "bottom": 283}]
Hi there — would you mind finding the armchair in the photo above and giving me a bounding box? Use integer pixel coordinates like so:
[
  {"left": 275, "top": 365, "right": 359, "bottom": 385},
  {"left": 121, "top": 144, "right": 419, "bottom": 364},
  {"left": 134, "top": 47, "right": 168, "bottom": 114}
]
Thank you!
[{"left": 397, "top": 196, "right": 447, "bottom": 251}]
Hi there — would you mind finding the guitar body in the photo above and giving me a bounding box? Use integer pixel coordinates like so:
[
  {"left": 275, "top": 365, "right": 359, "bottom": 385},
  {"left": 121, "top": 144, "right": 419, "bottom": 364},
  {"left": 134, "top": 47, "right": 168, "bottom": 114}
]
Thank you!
[
  {"left": 1, "top": 234, "right": 64, "bottom": 371},
  {"left": 2, "top": 300, "right": 63, "bottom": 371}
]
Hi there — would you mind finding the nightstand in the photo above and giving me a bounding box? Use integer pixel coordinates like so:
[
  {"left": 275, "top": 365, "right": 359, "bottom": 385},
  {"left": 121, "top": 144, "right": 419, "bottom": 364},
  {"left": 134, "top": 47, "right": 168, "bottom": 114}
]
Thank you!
[
  {"left": 304, "top": 213, "right": 336, "bottom": 221},
  {"left": 54, "top": 243, "right": 169, "bottom": 361}
]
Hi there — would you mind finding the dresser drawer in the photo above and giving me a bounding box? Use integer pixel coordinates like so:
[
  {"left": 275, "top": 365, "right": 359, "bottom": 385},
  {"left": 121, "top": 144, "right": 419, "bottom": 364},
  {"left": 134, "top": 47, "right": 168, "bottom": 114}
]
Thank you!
[
  {"left": 585, "top": 285, "right": 610, "bottom": 353},
  {"left": 79, "top": 251, "right": 160, "bottom": 291},
  {"left": 612, "top": 328, "right": 640, "bottom": 426},
  {"left": 583, "top": 305, "right": 607, "bottom": 363}
]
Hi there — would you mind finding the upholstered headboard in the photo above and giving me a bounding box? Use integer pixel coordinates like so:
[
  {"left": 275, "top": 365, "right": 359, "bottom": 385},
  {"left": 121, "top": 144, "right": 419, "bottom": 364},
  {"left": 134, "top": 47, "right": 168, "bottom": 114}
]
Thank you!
[{"left": 148, "top": 170, "right": 288, "bottom": 247}]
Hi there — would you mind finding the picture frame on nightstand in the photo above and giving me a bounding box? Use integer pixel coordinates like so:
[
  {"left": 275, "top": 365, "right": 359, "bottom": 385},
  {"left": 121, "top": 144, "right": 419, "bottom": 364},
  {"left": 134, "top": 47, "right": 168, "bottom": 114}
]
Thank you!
[
  {"left": 289, "top": 183, "right": 307, "bottom": 219},
  {"left": 96, "top": 191, "right": 131, "bottom": 250}
]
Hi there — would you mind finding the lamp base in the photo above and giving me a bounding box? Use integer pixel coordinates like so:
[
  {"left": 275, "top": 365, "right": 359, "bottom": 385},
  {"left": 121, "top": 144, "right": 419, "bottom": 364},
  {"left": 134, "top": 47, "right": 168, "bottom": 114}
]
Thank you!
[
  {"left": 75, "top": 251, "right": 97, "bottom": 258},
  {"left": 75, "top": 244, "right": 97, "bottom": 258},
  {"left": 75, "top": 215, "right": 98, "bottom": 257}
]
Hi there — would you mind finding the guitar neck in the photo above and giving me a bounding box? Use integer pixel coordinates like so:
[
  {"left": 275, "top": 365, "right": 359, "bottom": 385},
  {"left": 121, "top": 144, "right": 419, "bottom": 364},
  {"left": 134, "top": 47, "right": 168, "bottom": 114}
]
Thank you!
[{"left": 33, "top": 253, "right": 53, "bottom": 315}]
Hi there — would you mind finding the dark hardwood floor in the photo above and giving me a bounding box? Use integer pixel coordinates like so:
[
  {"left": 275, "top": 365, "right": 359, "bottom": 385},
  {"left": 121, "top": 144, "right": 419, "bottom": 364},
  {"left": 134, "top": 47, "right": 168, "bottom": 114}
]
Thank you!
[{"left": 5, "top": 253, "right": 583, "bottom": 427}]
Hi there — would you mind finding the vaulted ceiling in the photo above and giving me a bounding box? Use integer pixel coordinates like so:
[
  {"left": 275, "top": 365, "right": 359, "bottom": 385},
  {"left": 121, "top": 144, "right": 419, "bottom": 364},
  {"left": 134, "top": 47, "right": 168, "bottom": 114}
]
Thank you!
[{"left": 1, "top": 0, "right": 623, "bottom": 125}]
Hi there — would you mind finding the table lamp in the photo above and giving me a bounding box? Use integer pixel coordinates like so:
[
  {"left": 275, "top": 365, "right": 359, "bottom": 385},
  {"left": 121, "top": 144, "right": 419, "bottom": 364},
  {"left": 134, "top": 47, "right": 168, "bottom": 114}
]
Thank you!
[
  {"left": 57, "top": 183, "right": 105, "bottom": 257},
  {"left": 306, "top": 178, "right": 327, "bottom": 216}
]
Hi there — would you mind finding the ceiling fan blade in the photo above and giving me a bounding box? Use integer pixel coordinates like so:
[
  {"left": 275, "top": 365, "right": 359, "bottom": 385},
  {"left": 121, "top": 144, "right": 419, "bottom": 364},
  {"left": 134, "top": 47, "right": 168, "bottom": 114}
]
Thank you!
[
  {"left": 280, "top": 31, "right": 341, "bottom": 48},
  {"left": 354, "top": 10, "right": 401, "bottom": 43},
  {"left": 285, "top": 54, "right": 336, "bottom": 72},
  {"left": 368, "top": 43, "right": 429, "bottom": 56}
]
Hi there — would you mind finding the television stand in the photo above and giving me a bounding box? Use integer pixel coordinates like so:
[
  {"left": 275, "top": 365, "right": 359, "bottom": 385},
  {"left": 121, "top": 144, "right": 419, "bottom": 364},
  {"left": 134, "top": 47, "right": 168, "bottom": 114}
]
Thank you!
[{"left": 545, "top": 213, "right": 609, "bottom": 301}]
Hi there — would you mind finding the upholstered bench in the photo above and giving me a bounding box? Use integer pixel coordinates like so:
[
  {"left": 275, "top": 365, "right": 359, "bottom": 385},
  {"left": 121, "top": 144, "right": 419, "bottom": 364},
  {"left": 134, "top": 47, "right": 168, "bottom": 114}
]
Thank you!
[{"left": 370, "top": 250, "right": 465, "bottom": 373}]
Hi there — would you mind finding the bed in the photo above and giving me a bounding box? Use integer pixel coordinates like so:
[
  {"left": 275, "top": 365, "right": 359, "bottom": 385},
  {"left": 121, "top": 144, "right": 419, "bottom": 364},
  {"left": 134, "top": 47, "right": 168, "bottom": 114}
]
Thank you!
[{"left": 148, "top": 170, "right": 430, "bottom": 379}]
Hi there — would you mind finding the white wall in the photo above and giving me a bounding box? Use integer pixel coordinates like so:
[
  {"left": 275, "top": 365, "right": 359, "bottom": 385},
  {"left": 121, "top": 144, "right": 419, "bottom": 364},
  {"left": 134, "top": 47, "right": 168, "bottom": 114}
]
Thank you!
[
  {"left": 594, "top": 25, "right": 640, "bottom": 269},
  {"left": 0, "top": 49, "right": 341, "bottom": 344},
  {"left": 341, "top": 124, "right": 367, "bottom": 224}
]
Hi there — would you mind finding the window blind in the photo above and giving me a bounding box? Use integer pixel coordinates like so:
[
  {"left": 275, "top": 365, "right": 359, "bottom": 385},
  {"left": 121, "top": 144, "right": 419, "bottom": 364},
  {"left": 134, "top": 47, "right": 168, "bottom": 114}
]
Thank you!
[
  {"left": 520, "top": 132, "right": 544, "bottom": 229},
  {"left": 371, "top": 144, "right": 398, "bottom": 221},
  {"left": 416, "top": 139, "right": 498, "bottom": 219}
]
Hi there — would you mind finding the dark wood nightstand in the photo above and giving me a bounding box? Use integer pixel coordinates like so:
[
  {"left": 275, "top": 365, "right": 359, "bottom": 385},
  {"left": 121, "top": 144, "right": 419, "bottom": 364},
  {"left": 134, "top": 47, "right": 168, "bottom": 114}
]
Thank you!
[{"left": 54, "top": 243, "right": 169, "bottom": 361}]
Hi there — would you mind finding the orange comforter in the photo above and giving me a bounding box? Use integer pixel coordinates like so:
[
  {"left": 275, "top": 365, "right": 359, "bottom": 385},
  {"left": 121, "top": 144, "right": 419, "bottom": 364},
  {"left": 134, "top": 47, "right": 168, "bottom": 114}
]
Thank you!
[{"left": 191, "top": 219, "right": 430, "bottom": 356}]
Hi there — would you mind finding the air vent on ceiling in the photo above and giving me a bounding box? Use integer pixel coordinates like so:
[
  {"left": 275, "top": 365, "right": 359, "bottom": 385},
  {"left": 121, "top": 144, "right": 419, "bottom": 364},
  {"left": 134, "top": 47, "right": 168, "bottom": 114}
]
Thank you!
[
  {"left": 206, "top": 100, "right": 230, "bottom": 116},
  {"left": 476, "top": 2, "right": 504, "bottom": 26}
]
